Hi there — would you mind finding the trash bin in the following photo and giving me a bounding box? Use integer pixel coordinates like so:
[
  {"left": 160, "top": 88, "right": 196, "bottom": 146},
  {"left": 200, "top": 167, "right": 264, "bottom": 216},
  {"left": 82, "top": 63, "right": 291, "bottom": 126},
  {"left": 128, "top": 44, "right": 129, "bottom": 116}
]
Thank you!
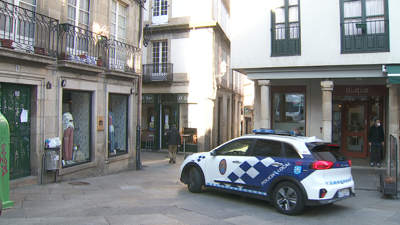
[{"left": 44, "top": 147, "right": 60, "bottom": 170}]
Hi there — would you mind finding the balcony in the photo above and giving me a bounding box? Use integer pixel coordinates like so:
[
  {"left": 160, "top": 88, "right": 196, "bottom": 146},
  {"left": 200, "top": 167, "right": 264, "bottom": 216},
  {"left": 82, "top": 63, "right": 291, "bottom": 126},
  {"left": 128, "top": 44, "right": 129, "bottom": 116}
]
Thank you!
[
  {"left": 341, "top": 20, "right": 389, "bottom": 53},
  {"left": 142, "top": 63, "right": 173, "bottom": 84},
  {"left": 271, "top": 26, "right": 301, "bottom": 56},
  {"left": 0, "top": 0, "right": 59, "bottom": 64},
  {"left": 58, "top": 23, "right": 140, "bottom": 76}
]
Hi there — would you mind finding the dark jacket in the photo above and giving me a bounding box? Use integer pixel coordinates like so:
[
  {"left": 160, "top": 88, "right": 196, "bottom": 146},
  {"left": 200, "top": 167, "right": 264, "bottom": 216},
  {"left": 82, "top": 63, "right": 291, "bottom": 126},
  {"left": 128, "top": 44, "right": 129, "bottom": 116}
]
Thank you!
[
  {"left": 368, "top": 125, "right": 385, "bottom": 144},
  {"left": 165, "top": 126, "right": 181, "bottom": 145}
]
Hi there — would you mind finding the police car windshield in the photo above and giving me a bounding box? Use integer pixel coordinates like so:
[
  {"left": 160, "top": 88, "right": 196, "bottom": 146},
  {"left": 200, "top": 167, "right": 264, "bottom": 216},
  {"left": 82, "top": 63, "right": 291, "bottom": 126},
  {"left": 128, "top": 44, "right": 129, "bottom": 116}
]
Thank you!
[{"left": 306, "top": 142, "right": 347, "bottom": 162}]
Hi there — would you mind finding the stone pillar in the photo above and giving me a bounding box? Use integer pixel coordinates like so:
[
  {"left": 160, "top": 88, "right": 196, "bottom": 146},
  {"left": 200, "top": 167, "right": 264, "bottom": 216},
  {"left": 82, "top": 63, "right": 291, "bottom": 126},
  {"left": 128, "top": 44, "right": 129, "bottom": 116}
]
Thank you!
[
  {"left": 321, "top": 81, "right": 334, "bottom": 142},
  {"left": 258, "top": 80, "right": 271, "bottom": 129},
  {"left": 386, "top": 83, "right": 399, "bottom": 176}
]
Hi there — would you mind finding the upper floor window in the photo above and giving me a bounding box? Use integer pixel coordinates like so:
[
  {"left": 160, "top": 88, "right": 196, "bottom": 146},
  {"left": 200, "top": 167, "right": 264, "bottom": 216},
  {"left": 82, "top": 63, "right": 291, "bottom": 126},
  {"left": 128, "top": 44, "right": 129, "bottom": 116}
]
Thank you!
[
  {"left": 152, "top": 0, "right": 168, "bottom": 24},
  {"left": 340, "top": 0, "right": 389, "bottom": 53},
  {"left": 67, "top": 0, "right": 90, "bottom": 30},
  {"left": 1, "top": 0, "right": 36, "bottom": 38},
  {"left": 110, "top": 0, "right": 126, "bottom": 42},
  {"left": 152, "top": 41, "right": 168, "bottom": 73},
  {"left": 271, "top": 0, "right": 300, "bottom": 56}
]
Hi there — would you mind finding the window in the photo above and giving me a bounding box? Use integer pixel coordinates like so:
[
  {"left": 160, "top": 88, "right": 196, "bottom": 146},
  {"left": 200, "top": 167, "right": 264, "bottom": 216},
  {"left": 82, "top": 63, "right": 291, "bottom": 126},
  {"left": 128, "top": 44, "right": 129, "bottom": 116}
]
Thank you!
[
  {"left": 251, "top": 139, "right": 282, "bottom": 157},
  {"left": 271, "top": 0, "right": 300, "bottom": 56},
  {"left": 108, "top": 94, "right": 128, "bottom": 157},
  {"left": 67, "top": 0, "right": 90, "bottom": 30},
  {"left": 180, "top": 103, "right": 198, "bottom": 145},
  {"left": 110, "top": 0, "right": 126, "bottom": 42},
  {"left": 62, "top": 90, "right": 92, "bottom": 167},
  {"left": 283, "top": 143, "right": 300, "bottom": 159},
  {"left": 340, "top": 0, "right": 389, "bottom": 53},
  {"left": 272, "top": 87, "right": 305, "bottom": 134},
  {"left": 216, "top": 139, "right": 253, "bottom": 156},
  {"left": 0, "top": 0, "right": 36, "bottom": 41},
  {"left": 152, "top": 0, "right": 168, "bottom": 24},
  {"left": 152, "top": 41, "right": 168, "bottom": 76}
]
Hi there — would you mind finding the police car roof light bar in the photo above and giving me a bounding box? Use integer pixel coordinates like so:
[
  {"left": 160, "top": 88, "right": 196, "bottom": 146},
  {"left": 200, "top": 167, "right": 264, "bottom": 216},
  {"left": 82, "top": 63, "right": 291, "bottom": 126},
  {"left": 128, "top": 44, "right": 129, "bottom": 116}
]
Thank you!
[{"left": 252, "top": 129, "right": 291, "bottom": 136}]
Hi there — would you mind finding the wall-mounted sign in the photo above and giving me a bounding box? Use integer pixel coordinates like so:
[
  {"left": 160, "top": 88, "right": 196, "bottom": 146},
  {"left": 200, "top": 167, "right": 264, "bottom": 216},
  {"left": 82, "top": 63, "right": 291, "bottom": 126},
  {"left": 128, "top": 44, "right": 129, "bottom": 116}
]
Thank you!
[
  {"left": 333, "top": 85, "right": 388, "bottom": 96},
  {"left": 177, "top": 93, "right": 197, "bottom": 103},
  {"left": 142, "top": 94, "right": 154, "bottom": 103}
]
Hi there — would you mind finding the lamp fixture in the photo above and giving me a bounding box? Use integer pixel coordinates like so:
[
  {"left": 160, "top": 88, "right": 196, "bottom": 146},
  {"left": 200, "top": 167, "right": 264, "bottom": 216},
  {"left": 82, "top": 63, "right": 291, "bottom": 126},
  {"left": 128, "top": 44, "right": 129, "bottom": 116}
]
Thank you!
[
  {"left": 61, "top": 79, "right": 67, "bottom": 87},
  {"left": 143, "top": 24, "right": 152, "bottom": 47},
  {"left": 46, "top": 81, "right": 52, "bottom": 89}
]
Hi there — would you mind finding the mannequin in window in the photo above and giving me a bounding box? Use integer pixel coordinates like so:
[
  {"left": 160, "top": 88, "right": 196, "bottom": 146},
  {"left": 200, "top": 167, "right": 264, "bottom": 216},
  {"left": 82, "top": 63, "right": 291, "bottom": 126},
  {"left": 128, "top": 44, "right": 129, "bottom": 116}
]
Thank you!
[
  {"left": 62, "top": 112, "right": 74, "bottom": 164},
  {"left": 109, "top": 111, "right": 115, "bottom": 153}
]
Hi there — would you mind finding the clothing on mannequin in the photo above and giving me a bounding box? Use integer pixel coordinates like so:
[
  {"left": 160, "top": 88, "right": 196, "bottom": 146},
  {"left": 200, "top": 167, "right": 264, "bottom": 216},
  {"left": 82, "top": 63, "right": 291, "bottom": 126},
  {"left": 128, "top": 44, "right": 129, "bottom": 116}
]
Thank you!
[
  {"left": 62, "top": 112, "right": 74, "bottom": 162},
  {"left": 109, "top": 111, "right": 115, "bottom": 152}
]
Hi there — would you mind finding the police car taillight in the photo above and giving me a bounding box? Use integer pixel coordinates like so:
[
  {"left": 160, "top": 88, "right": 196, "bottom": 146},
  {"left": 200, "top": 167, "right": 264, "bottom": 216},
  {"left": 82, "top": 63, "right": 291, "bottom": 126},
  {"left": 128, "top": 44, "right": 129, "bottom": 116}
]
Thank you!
[{"left": 310, "top": 160, "right": 334, "bottom": 170}]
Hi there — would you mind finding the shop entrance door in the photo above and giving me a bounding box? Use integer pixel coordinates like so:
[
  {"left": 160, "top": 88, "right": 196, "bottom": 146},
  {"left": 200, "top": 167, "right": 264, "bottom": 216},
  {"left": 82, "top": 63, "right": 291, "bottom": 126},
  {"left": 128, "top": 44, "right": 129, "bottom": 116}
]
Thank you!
[
  {"left": 342, "top": 103, "right": 368, "bottom": 158},
  {"left": 161, "top": 105, "right": 174, "bottom": 149},
  {"left": 0, "top": 83, "right": 31, "bottom": 179}
]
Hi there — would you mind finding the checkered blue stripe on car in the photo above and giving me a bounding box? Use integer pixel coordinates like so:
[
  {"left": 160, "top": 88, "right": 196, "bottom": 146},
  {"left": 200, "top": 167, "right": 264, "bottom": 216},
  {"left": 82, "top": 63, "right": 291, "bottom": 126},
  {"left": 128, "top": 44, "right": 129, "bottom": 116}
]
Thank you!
[{"left": 206, "top": 183, "right": 267, "bottom": 196}]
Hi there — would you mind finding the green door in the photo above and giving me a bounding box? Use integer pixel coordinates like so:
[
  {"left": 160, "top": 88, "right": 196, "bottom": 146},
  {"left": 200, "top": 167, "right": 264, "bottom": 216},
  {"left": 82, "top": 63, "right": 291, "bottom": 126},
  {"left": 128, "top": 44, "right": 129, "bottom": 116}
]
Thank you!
[{"left": 0, "top": 83, "right": 31, "bottom": 180}]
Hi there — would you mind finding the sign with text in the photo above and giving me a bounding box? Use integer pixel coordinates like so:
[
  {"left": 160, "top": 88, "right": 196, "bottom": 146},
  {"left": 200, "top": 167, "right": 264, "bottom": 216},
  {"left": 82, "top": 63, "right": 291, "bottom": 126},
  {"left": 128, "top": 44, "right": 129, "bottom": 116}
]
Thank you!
[
  {"left": 333, "top": 85, "right": 388, "bottom": 96},
  {"left": 142, "top": 94, "right": 154, "bottom": 103},
  {"left": 177, "top": 93, "right": 197, "bottom": 103}
]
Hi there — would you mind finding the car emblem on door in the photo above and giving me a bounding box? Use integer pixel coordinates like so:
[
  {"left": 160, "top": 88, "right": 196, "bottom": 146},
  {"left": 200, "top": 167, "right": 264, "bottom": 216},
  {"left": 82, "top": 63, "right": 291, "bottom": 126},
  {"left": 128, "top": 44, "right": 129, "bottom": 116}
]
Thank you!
[{"left": 219, "top": 159, "right": 227, "bottom": 175}]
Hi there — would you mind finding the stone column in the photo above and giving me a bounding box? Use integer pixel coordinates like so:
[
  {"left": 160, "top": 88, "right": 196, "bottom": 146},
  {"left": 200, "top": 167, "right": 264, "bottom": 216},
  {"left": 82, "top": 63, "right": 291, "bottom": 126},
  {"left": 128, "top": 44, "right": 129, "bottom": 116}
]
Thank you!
[
  {"left": 258, "top": 80, "right": 271, "bottom": 129},
  {"left": 386, "top": 83, "right": 399, "bottom": 176},
  {"left": 321, "top": 80, "right": 334, "bottom": 142}
]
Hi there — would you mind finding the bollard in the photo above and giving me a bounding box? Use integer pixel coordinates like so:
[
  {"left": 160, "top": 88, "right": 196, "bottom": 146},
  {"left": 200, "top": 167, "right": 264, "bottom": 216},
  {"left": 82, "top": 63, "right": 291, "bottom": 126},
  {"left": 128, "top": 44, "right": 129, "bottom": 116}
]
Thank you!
[{"left": 0, "top": 112, "right": 14, "bottom": 209}]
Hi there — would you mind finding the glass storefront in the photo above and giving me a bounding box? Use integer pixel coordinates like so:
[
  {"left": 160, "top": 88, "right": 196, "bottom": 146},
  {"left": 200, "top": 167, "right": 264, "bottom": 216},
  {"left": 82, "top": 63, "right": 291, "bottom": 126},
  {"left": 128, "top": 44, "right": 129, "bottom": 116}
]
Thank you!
[
  {"left": 272, "top": 93, "right": 305, "bottom": 134},
  {"left": 61, "top": 90, "right": 92, "bottom": 167},
  {"left": 108, "top": 94, "right": 128, "bottom": 157},
  {"left": 179, "top": 103, "right": 198, "bottom": 145}
]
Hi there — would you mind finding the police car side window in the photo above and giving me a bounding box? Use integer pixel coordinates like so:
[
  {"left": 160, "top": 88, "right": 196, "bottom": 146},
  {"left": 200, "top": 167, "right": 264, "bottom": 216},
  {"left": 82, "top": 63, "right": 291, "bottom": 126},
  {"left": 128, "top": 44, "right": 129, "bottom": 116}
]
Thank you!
[
  {"left": 283, "top": 143, "right": 301, "bottom": 159},
  {"left": 216, "top": 139, "right": 253, "bottom": 156},
  {"left": 251, "top": 139, "right": 282, "bottom": 157}
]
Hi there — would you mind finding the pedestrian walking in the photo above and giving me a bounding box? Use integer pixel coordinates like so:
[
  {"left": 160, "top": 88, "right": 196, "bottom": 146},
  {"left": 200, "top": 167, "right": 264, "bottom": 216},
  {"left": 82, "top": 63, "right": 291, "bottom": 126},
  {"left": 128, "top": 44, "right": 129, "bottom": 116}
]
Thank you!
[
  {"left": 368, "top": 118, "right": 385, "bottom": 168},
  {"left": 292, "top": 127, "right": 303, "bottom": 137},
  {"left": 165, "top": 124, "right": 181, "bottom": 164}
]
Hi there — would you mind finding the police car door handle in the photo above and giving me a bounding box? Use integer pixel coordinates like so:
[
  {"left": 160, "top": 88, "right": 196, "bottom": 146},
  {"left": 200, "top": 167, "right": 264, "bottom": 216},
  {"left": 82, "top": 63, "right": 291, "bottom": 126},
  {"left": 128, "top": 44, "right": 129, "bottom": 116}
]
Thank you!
[
  {"left": 271, "top": 162, "right": 283, "bottom": 166},
  {"left": 232, "top": 160, "right": 241, "bottom": 164}
]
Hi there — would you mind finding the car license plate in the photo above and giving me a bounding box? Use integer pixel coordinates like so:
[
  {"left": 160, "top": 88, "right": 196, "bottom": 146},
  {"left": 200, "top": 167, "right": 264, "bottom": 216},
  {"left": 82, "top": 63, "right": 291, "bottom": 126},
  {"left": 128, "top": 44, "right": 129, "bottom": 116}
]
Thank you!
[{"left": 338, "top": 188, "right": 350, "bottom": 198}]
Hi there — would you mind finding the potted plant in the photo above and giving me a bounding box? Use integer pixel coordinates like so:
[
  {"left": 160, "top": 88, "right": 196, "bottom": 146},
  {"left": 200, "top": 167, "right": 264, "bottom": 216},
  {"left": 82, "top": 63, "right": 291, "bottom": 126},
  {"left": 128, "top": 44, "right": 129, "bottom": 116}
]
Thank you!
[
  {"left": 0, "top": 38, "right": 14, "bottom": 49},
  {"left": 58, "top": 51, "right": 68, "bottom": 60},
  {"left": 34, "top": 46, "right": 46, "bottom": 55},
  {"left": 97, "top": 55, "right": 103, "bottom": 67},
  {"left": 78, "top": 53, "right": 87, "bottom": 59}
]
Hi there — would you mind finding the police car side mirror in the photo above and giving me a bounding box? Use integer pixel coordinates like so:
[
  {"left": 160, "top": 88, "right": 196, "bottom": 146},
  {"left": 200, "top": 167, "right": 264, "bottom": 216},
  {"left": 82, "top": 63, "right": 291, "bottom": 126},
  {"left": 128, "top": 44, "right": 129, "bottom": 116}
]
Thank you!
[{"left": 210, "top": 151, "right": 217, "bottom": 156}]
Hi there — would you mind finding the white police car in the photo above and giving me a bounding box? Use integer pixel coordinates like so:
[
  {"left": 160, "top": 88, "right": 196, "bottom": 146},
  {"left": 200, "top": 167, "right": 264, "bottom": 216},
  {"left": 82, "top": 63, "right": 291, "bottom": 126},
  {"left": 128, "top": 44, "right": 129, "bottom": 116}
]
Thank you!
[{"left": 180, "top": 129, "right": 355, "bottom": 215}]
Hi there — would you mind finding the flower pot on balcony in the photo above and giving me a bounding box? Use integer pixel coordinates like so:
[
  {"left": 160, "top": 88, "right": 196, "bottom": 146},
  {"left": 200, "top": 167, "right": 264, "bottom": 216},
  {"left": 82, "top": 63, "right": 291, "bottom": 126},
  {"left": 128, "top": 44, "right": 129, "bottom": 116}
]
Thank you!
[
  {"left": 0, "top": 39, "right": 14, "bottom": 49},
  {"left": 79, "top": 54, "right": 87, "bottom": 59},
  {"left": 97, "top": 59, "right": 103, "bottom": 67},
  {"left": 58, "top": 52, "right": 68, "bottom": 60},
  {"left": 34, "top": 46, "right": 46, "bottom": 55}
]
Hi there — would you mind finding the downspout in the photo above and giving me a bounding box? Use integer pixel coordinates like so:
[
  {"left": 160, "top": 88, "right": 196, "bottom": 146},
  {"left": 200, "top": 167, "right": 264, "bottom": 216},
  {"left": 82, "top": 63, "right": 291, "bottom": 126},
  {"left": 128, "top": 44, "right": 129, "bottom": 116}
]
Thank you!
[{"left": 136, "top": 1, "right": 145, "bottom": 170}]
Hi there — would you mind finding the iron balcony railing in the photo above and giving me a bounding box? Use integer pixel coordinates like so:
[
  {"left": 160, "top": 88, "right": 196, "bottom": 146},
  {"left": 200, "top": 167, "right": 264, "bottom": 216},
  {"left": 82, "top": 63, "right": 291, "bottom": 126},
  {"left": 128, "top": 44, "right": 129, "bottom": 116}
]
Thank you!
[
  {"left": 271, "top": 25, "right": 301, "bottom": 56},
  {"left": 58, "top": 23, "right": 107, "bottom": 67},
  {"left": 0, "top": 0, "right": 59, "bottom": 57},
  {"left": 106, "top": 39, "right": 140, "bottom": 73},
  {"left": 341, "top": 20, "right": 389, "bottom": 53},
  {"left": 142, "top": 63, "right": 173, "bottom": 83}
]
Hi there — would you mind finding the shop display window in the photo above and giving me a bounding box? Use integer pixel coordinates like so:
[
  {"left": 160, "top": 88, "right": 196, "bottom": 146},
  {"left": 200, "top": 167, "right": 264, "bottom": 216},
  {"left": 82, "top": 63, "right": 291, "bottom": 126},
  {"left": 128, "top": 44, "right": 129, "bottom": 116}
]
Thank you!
[
  {"left": 272, "top": 93, "right": 305, "bottom": 133},
  {"left": 179, "top": 104, "right": 198, "bottom": 145},
  {"left": 61, "top": 90, "right": 92, "bottom": 167},
  {"left": 108, "top": 94, "right": 128, "bottom": 157}
]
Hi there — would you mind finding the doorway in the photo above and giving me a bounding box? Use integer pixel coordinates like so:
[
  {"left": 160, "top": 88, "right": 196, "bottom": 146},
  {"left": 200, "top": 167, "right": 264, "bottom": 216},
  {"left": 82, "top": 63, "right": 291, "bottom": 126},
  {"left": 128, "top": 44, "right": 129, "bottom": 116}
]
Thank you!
[
  {"left": 161, "top": 105, "right": 174, "bottom": 149},
  {"left": 342, "top": 103, "right": 368, "bottom": 158},
  {"left": 0, "top": 83, "right": 31, "bottom": 179}
]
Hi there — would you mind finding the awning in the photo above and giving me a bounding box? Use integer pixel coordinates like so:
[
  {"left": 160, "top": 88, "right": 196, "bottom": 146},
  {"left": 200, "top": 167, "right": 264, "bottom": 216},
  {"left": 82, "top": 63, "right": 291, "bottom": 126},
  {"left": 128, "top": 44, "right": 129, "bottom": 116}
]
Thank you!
[{"left": 386, "top": 65, "right": 400, "bottom": 84}]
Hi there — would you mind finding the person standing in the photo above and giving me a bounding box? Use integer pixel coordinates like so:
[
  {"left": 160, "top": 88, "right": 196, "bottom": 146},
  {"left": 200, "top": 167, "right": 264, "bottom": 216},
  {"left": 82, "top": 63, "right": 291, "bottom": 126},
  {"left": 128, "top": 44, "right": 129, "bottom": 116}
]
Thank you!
[
  {"left": 368, "top": 118, "right": 385, "bottom": 168},
  {"left": 292, "top": 127, "right": 303, "bottom": 137},
  {"left": 165, "top": 124, "right": 181, "bottom": 164}
]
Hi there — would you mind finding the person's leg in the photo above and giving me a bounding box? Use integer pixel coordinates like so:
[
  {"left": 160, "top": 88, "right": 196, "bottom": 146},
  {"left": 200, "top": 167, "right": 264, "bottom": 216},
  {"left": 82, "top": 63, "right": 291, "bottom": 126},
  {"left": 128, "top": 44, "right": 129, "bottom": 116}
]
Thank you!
[
  {"left": 172, "top": 145, "right": 177, "bottom": 163},
  {"left": 168, "top": 145, "right": 173, "bottom": 163},
  {"left": 376, "top": 145, "right": 381, "bottom": 167},
  {"left": 371, "top": 145, "right": 377, "bottom": 166}
]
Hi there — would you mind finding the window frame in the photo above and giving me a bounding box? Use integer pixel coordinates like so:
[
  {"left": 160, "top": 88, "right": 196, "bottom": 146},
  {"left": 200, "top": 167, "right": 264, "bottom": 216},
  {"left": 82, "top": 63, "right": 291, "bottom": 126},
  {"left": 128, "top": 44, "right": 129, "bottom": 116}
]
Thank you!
[
  {"left": 110, "top": 0, "right": 127, "bottom": 43},
  {"left": 340, "top": 0, "right": 389, "bottom": 53},
  {"left": 270, "top": 0, "right": 301, "bottom": 56},
  {"left": 107, "top": 93, "right": 129, "bottom": 158},
  {"left": 215, "top": 139, "right": 254, "bottom": 156}
]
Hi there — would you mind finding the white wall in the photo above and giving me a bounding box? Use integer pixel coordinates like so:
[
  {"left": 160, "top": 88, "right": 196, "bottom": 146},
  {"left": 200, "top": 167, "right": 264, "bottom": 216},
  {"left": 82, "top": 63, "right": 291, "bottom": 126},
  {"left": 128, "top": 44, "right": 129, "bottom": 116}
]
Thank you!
[
  {"left": 171, "top": 38, "right": 190, "bottom": 73},
  {"left": 231, "top": 0, "right": 400, "bottom": 70}
]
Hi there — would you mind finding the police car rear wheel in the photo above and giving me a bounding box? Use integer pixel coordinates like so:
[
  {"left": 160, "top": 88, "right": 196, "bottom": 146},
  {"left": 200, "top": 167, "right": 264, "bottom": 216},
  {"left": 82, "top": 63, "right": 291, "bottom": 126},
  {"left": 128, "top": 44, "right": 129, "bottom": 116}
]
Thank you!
[
  {"left": 188, "top": 167, "right": 202, "bottom": 193},
  {"left": 272, "top": 182, "right": 304, "bottom": 215}
]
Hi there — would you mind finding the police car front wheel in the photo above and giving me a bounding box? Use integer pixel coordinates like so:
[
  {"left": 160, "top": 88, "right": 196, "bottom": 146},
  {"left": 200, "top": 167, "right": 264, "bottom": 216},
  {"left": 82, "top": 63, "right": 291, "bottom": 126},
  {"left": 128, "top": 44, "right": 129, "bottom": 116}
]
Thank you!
[
  {"left": 188, "top": 167, "right": 202, "bottom": 193},
  {"left": 272, "top": 181, "right": 305, "bottom": 215}
]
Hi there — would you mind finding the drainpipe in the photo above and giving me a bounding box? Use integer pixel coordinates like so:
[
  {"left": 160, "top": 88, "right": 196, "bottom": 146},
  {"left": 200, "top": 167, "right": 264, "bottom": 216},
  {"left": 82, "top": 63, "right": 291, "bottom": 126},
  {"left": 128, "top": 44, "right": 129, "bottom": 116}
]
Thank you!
[{"left": 136, "top": 1, "right": 145, "bottom": 170}]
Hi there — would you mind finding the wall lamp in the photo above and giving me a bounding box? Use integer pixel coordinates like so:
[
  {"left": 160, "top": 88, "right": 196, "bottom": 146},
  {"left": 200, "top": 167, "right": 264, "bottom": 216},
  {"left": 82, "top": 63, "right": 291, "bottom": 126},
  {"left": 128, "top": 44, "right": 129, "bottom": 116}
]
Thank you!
[
  {"left": 61, "top": 79, "right": 67, "bottom": 87},
  {"left": 143, "top": 24, "right": 152, "bottom": 47}
]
